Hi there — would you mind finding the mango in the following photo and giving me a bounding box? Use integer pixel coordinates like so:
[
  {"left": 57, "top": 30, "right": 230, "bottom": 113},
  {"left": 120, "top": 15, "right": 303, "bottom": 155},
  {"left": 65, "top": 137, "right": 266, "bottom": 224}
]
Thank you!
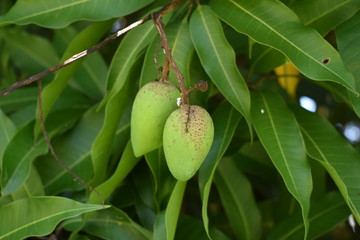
[
  {"left": 163, "top": 105, "right": 214, "bottom": 181},
  {"left": 131, "top": 81, "right": 179, "bottom": 157}
]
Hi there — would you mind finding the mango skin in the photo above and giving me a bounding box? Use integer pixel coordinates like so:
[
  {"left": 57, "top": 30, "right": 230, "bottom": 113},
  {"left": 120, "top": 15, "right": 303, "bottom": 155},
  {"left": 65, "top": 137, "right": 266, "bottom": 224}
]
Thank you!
[
  {"left": 163, "top": 105, "right": 214, "bottom": 181},
  {"left": 131, "top": 81, "right": 179, "bottom": 157}
]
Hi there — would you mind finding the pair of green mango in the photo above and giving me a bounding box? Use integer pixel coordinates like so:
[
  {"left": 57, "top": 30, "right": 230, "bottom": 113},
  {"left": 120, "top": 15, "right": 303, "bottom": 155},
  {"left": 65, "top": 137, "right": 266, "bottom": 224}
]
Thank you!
[{"left": 131, "top": 81, "right": 214, "bottom": 181}]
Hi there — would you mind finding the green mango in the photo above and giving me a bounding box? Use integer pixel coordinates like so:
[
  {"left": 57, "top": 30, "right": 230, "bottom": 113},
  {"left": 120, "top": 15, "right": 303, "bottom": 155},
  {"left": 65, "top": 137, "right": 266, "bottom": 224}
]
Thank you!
[
  {"left": 163, "top": 105, "right": 214, "bottom": 181},
  {"left": 131, "top": 81, "right": 179, "bottom": 157}
]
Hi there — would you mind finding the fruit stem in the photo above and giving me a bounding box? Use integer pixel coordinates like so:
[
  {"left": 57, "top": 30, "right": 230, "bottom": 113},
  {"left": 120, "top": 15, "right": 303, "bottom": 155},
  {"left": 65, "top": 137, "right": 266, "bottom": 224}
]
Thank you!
[{"left": 152, "top": 14, "right": 189, "bottom": 106}]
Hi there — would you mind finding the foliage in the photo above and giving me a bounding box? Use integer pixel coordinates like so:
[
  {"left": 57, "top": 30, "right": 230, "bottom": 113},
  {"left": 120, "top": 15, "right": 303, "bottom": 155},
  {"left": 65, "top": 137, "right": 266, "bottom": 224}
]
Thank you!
[{"left": 0, "top": 0, "right": 360, "bottom": 239}]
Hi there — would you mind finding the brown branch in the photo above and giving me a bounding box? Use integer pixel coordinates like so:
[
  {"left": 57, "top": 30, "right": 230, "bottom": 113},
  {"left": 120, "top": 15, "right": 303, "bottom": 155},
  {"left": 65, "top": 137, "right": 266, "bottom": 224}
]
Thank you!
[
  {"left": 38, "top": 78, "right": 105, "bottom": 206},
  {"left": 152, "top": 15, "right": 188, "bottom": 105},
  {"left": 0, "top": 0, "right": 184, "bottom": 97}
]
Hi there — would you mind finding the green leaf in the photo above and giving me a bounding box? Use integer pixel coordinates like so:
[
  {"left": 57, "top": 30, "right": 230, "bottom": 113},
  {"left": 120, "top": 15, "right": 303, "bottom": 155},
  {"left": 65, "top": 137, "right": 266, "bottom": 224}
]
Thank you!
[
  {"left": 81, "top": 207, "right": 151, "bottom": 240},
  {"left": 0, "top": 196, "right": 107, "bottom": 240},
  {"left": 214, "top": 157, "right": 261, "bottom": 240},
  {"left": 0, "top": 109, "right": 16, "bottom": 163},
  {"left": 336, "top": 11, "right": 360, "bottom": 117},
  {"left": 269, "top": 191, "right": 350, "bottom": 240},
  {"left": 2, "top": 108, "right": 83, "bottom": 195},
  {"left": 291, "top": 0, "right": 360, "bottom": 36},
  {"left": 250, "top": 91, "right": 312, "bottom": 239},
  {"left": 72, "top": 52, "right": 108, "bottom": 101},
  {"left": 292, "top": 106, "right": 360, "bottom": 224},
  {"left": 190, "top": 5, "right": 252, "bottom": 130},
  {"left": 0, "top": 0, "right": 154, "bottom": 28},
  {"left": 104, "top": 19, "right": 160, "bottom": 102},
  {"left": 140, "top": 20, "right": 194, "bottom": 88},
  {"left": 11, "top": 166, "right": 45, "bottom": 200},
  {"left": 1, "top": 122, "right": 47, "bottom": 195},
  {"left": 90, "top": 65, "right": 137, "bottom": 186},
  {"left": 2, "top": 28, "right": 59, "bottom": 74},
  {"left": 145, "top": 148, "right": 174, "bottom": 211},
  {"left": 89, "top": 141, "right": 140, "bottom": 204},
  {"left": 0, "top": 88, "right": 37, "bottom": 114},
  {"left": 165, "top": 181, "right": 187, "bottom": 240},
  {"left": 250, "top": 0, "right": 360, "bottom": 73},
  {"left": 210, "top": 0, "right": 357, "bottom": 94},
  {"left": 34, "top": 21, "right": 112, "bottom": 136},
  {"left": 36, "top": 106, "right": 104, "bottom": 195},
  {"left": 198, "top": 102, "right": 241, "bottom": 239}
]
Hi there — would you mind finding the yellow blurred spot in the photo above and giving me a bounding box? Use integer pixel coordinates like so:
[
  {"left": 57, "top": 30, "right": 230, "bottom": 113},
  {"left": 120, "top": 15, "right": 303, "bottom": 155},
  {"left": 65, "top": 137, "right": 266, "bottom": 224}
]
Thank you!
[{"left": 274, "top": 61, "right": 300, "bottom": 99}]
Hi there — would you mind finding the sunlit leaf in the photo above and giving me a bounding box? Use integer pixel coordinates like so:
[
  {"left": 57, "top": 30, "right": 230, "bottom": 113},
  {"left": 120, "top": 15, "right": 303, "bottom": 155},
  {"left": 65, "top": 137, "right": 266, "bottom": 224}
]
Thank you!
[
  {"left": 190, "top": 5, "right": 252, "bottom": 130},
  {"left": 251, "top": 90, "right": 312, "bottom": 239},
  {"left": 210, "top": 0, "right": 357, "bottom": 93},
  {"left": 291, "top": 0, "right": 360, "bottom": 36},
  {"left": 292, "top": 106, "right": 360, "bottom": 224},
  {"left": 0, "top": 0, "right": 154, "bottom": 28},
  {"left": 0, "top": 196, "right": 107, "bottom": 240}
]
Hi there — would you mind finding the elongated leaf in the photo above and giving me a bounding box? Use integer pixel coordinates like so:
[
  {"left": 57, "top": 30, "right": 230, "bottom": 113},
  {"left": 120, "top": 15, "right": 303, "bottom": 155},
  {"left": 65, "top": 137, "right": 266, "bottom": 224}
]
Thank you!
[
  {"left": 1, "top": 122, "right": 47, "bottom": 195},
  {"left": 53, "top": 26, "right": 107, "bottom": 100},
  {"left": 251, "top": 91, "right": 312, "bottom": 239},
  {"left": 90, "top": 68, "right": 136, "bottom": 185},
  {"left": 89, "top": 141, "right": 140, "bottom": 204},
  {"left": 0, "top": 109, "right": 16, "bottom": 163},
  {"left": 165, "top": 181, "right": 187, "bottom": 240},
  {"left": 336, "top": 11, "right": 360, "bottom": 117},
  {"left": 0, "top": 196, "right": 107, "bottom": 240},
  {"left": 269, "top": 191, "right": 350, "bottom": 240},
  {"left": 190, "top": 5, "right": 252, "bottom": 130},
  {"left": 72, "top": 52, "right": 107, "bottom": 100},
  {"left": 210, "top": 0, "right": 357, "bottom": 93},
  {"left": 104, "top": 19, "right": 161, "bottom": 103},
  {"left": 198, "top": 102, "right": 241, "bottom": 238},
  {"left": 0, "top": 88, "right": 37, "bottom": 113},
  {"left": 292, "top": 106, "right": 360, "bottom": 224},
  {"left": 214, "top": 157, "right": 261, "bottom": 240},
  {"left": 81, "top": 207, "right": 151, "bottom": 240},
  {"left": 291, "top": 0, "right": 360, "bottom": 36},
  {"left": 2, "top": 109, "right": 83, "bottom": 195},
  {"left": 145, "top": 148, "right": 174, "bottom": 211},
  {"left": 2, "top": 28, "right": 59, "bottom": 74},
  {"left": 0, "top": 0, "right": 154, "bottom": 28},
  {"left": 34, "top": 21, "right": 112, "bottom": 136},
  {"left": 36, "top": 106, "right": 103, "bottom": 195},
  {"left": 11, "top": 166, "right": 45, "bottom": 200},
  {"left": 250, "top": 0, "right": 360, "bottom": 73}
]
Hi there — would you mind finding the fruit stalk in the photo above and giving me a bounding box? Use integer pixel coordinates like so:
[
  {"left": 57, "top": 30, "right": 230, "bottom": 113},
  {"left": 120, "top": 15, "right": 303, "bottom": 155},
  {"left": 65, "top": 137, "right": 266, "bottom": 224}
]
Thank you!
[{"left": 152, "top": 16, "right": 189, "bottom": 106}]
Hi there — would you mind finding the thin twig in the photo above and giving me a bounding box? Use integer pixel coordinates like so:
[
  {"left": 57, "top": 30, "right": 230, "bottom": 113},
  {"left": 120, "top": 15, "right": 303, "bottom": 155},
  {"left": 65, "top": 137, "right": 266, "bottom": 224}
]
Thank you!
[
  {"left": 152, "top": 16, "right": 188, "bottom": 105},
  {"left": 37, "top": 78, "right": 105, "bottom": 206},
  {"left": 0, "top": 0, "right": 184, "bottom": 97}
]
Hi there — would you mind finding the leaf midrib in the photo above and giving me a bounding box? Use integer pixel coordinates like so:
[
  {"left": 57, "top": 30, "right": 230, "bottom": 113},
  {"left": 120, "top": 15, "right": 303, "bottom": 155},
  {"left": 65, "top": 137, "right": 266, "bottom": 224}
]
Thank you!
[
  {"left": 1, "top": 205, "right": 98, "bottom": 239},
  {"left": 9, "top": 0, "right": 90, "bottom": 22},
  {"left": 227, "top": 0, "right": 351, "bottom": 87},
  {"left": 197, "top": 6, "right": 247, "bottom": 113}
]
